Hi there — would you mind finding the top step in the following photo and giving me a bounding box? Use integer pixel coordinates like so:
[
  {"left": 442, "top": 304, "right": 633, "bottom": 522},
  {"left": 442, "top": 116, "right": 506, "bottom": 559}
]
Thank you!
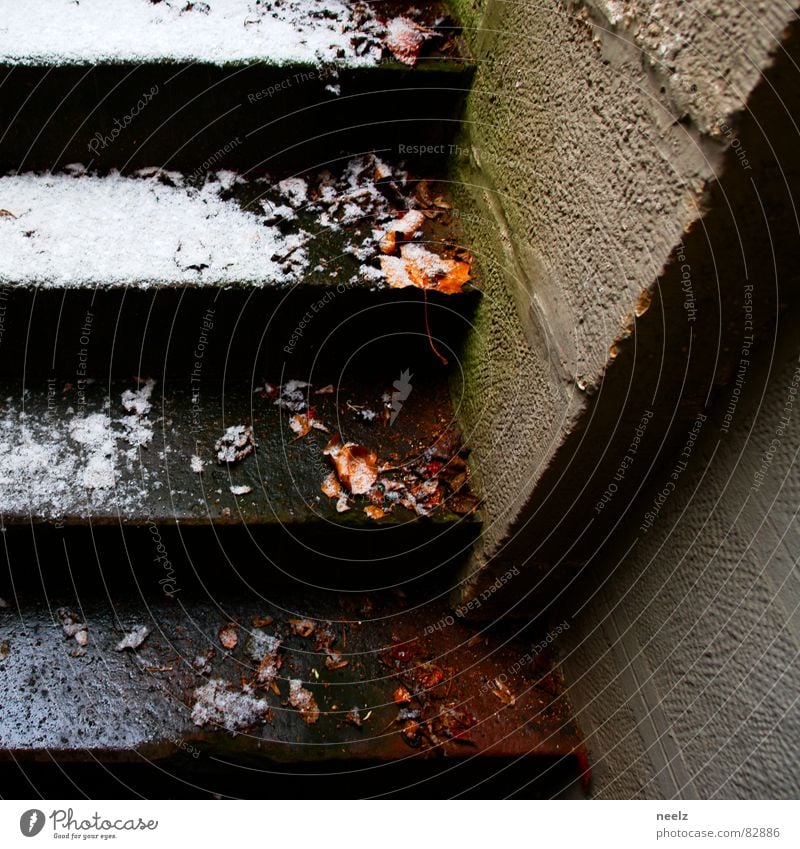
[{"left": 0, "top": 0, "right": 473, "bottom": 173}]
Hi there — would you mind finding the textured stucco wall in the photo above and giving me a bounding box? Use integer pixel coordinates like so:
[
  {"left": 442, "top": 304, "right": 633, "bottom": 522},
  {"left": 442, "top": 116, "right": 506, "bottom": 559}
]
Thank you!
[
  {"left": 446, "top": 0, "right": 800, "bottom": 798},
  {"left": 557, "top": 305, "right": 800, "bottom": 798},
  {"left": 448, "top": 0, "right": 800, "bottom": 608}
]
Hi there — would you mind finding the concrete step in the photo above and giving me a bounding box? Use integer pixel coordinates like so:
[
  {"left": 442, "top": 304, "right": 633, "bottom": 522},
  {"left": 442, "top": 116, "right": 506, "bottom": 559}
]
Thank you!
[
  {"left": 0, "top": 1, "right": 473, "bottom": 173},
  {"left": 0, "top": 588, "right": 586, "bottom": 787},
  {"left": 0, "top": 159, "right": 478, "bottom": 380},
  {"left": 0, "top": 375, "right": 479, "bottom": 525},
  {"left": 0, "top": 373, "right": 480, "bottom": 591}
]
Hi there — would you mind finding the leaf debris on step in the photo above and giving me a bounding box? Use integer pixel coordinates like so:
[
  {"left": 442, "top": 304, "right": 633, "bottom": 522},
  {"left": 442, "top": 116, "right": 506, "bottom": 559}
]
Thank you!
[
  {"left": 215, "top": 424, "right": 256, "bottom": 463},
  {"left": 57, "top": 607, "right": 89, "bottom": 647},
  {"left": 385, "top": 16, "right": 437, "bottom": 66},
  {"left": 114, "top": 624, "right": 151, "bottom": 652},
  {"left": 289, "top": 679, "right": 321, "bottom": 725},
  {"left": 289, "top": 618, "right": 316, "bottom": 638},
  {"left": 191, "top": 678, "right": 272, "bottom": 732},
  {"left": 245, "top": 631, "right": 283, "bottom": 688},
  {"left": 218, "top": 622, "right": 239, "bottom": 650},
  {"left": 323, "top": 434, "right": 378, "bottom": 495}
]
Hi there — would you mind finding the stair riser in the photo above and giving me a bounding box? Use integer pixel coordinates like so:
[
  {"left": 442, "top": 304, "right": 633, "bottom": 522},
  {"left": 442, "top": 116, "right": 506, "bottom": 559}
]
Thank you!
[
  {"left": 0, "top": 287, "right": 477, "bottom": 381},
  {"left": 0, "top": 63, "right": 473, "bottom": 174},
  {"left": 0, "top": 523, "right": 479, "bottom": 596}
]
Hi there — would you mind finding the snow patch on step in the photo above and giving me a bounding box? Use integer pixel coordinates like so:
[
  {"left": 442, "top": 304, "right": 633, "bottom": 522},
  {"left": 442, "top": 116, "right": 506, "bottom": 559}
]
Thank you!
[
  {"left": 0, "top": 387, "right": 158, "bottom": 517},
  {"left": 0, "top": 172, "right": 309, "bottom": 288},
  {"left": 0, "top": 0, "right": 385, "bottom": 67}
]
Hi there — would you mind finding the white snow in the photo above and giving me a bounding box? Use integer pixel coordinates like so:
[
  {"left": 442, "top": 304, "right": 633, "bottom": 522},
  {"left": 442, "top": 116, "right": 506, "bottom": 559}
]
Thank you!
[
  {"left": 215, "top": 424, "right": 256, "bottom": 463},
  {"left": 121, "top": 378, "right": 155, "bottom": 416},
  {"left": 245, "top": 631, "right": 282, "bottom": 685},
  {"left": 0, "top": 172, "right": 310, "bottom": 289},
  {"left": 0, "top": 0, "right": 386, "bottom": 67},
  {"left": 277, "top": 177, "right": 308, "bottom": 208},
  {"left": 114, "top": 624, "right": 151, "bottom": 652},
  {"left": 0, "top": 384, "right": 158, "bottom": 517},
  {"left": 191, "top": 678, "right": 271, "bottom": 732}
]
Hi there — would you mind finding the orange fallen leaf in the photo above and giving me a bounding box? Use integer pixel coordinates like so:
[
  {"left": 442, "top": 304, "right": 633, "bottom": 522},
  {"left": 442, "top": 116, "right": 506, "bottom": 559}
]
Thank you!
[
  {"left": 380, "top": 229, "right": 398, "bottom": 255},
  {"left": 324, "top": 436, "right": 378, "bottom": 495},
  {"left": 436, "top": 260, "right": 471, "bottom": 294},
  {"left": 380, "top": 254, "right": 415, "bottom": 289},
  {"left": 321, "top": 472, "right": 343, "bottom": 499},
  {"left": 364, "top": 504, "right": 387, "bottom": 520},
  {"left": 381, "top": 244, "right": 471, "bottom": 294},
  {"left": 379, "top": 209, "right": 426, "bottom": 254},
  {"left": 393, "top": 685, "right": 412, "bottom": 705},
  {"left": 289, "top": 413, "right": 312, "bottom": 438}
]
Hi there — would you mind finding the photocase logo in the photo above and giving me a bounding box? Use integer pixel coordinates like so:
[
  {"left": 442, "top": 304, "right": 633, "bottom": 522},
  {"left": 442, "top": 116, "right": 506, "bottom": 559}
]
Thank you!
[
  {"left": 390, "top": 369, "right": 413, "bottom": 425},
  {"left": 19, "top": 810, "right": 45, "bottom": 837}
]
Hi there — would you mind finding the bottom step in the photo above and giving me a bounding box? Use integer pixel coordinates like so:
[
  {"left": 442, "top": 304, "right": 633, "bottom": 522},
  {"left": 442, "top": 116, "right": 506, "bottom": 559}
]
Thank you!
[{"left": 0, "top": 591, "right": 586, "bottom": 788}]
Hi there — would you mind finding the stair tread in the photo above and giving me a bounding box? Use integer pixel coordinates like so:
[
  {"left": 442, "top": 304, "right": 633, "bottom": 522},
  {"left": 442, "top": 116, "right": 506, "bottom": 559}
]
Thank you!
[
  {"left": 0, "top": 160, "right": 474, "bottom": 291},
  {"left": 0, "top": 377, "right": 479, "bottom": 525},
  {"left": 0, "top": 593, "right": 583, "bottom": 763},
  {"left": 0, "top": 0, "right": 460, "bottom": 68}
]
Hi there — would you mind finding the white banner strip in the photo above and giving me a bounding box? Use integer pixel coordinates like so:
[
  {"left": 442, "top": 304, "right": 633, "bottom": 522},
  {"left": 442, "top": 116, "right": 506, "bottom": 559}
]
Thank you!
[{"left": 0, "top": 800, "right": 797, "bottom": 848}]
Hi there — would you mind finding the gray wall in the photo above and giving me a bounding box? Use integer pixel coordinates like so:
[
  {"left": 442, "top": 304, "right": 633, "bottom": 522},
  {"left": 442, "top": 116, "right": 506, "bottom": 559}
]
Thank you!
[
  {"left": 448, "top": 0, "right": 800, "bottom": 797},
  {"left": 558, "top": 307, "right": 800, "bottom": 798}
]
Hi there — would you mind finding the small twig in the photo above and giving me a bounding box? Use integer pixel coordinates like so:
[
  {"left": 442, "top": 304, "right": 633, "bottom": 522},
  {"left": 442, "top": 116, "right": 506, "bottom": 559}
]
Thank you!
[{"left": 423, "top": 289, "right": 448, "bottom": 366}]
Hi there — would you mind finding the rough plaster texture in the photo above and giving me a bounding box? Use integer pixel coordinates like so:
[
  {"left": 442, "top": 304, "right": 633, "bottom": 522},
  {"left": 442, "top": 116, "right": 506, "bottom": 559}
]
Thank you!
[
  {"left": 448, "top": 0, "right": 800, "bottom": 607},
  {"left": 446, "top": 0, "right": 800, "bottom": 797},
  {"left": 557, "top": 306, "right": 800, "bottom": 799}
]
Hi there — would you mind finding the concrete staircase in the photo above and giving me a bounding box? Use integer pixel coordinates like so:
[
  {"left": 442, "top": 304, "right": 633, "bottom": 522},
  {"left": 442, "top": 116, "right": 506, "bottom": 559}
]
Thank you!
[{"left": 0, "top": 0, "right": 586, "bottom": 797}]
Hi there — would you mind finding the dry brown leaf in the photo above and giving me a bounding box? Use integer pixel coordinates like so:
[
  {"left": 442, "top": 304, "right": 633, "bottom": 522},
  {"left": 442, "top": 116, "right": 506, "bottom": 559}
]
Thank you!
[
  {"left": 415, "top": 181, "right": 433, "bottom": 208},
  {"left": 436, "top": 261, "right": 471, "bottom": 294},
  {"left": 381, "top": 244, "right": 471, "bottom": 293},
  {"left": 218, "top": 623, "right": 238, "bottom": 650},
  {"left": 379, "top": 209, "right": 425, "bottom": 254},
  {"left": 289, "top": 413, "right": 312, "bottom": 438},
  {"left": 379, "top": 229, "right": 398, "bottom": 255},
  {"left": 321, "top": 471, "right": 343, "bottom": 499},
  {"left": 324, "top": 436, "right": 378, "bottom": 495},
  {"left": 393, "top": 685, "right": 412, "bottom": 705},
  {"left": 289, "top": 679, "right": 320, "bottom": 725},
  {"left": 289, "top": 618, "right": 316, "bottom": 638},
  {"left": 385, "top": 17, "right": 436, "bottom": 66},
  {"left": 325, "top": 652, "right": 349, "bottom": 670}
]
